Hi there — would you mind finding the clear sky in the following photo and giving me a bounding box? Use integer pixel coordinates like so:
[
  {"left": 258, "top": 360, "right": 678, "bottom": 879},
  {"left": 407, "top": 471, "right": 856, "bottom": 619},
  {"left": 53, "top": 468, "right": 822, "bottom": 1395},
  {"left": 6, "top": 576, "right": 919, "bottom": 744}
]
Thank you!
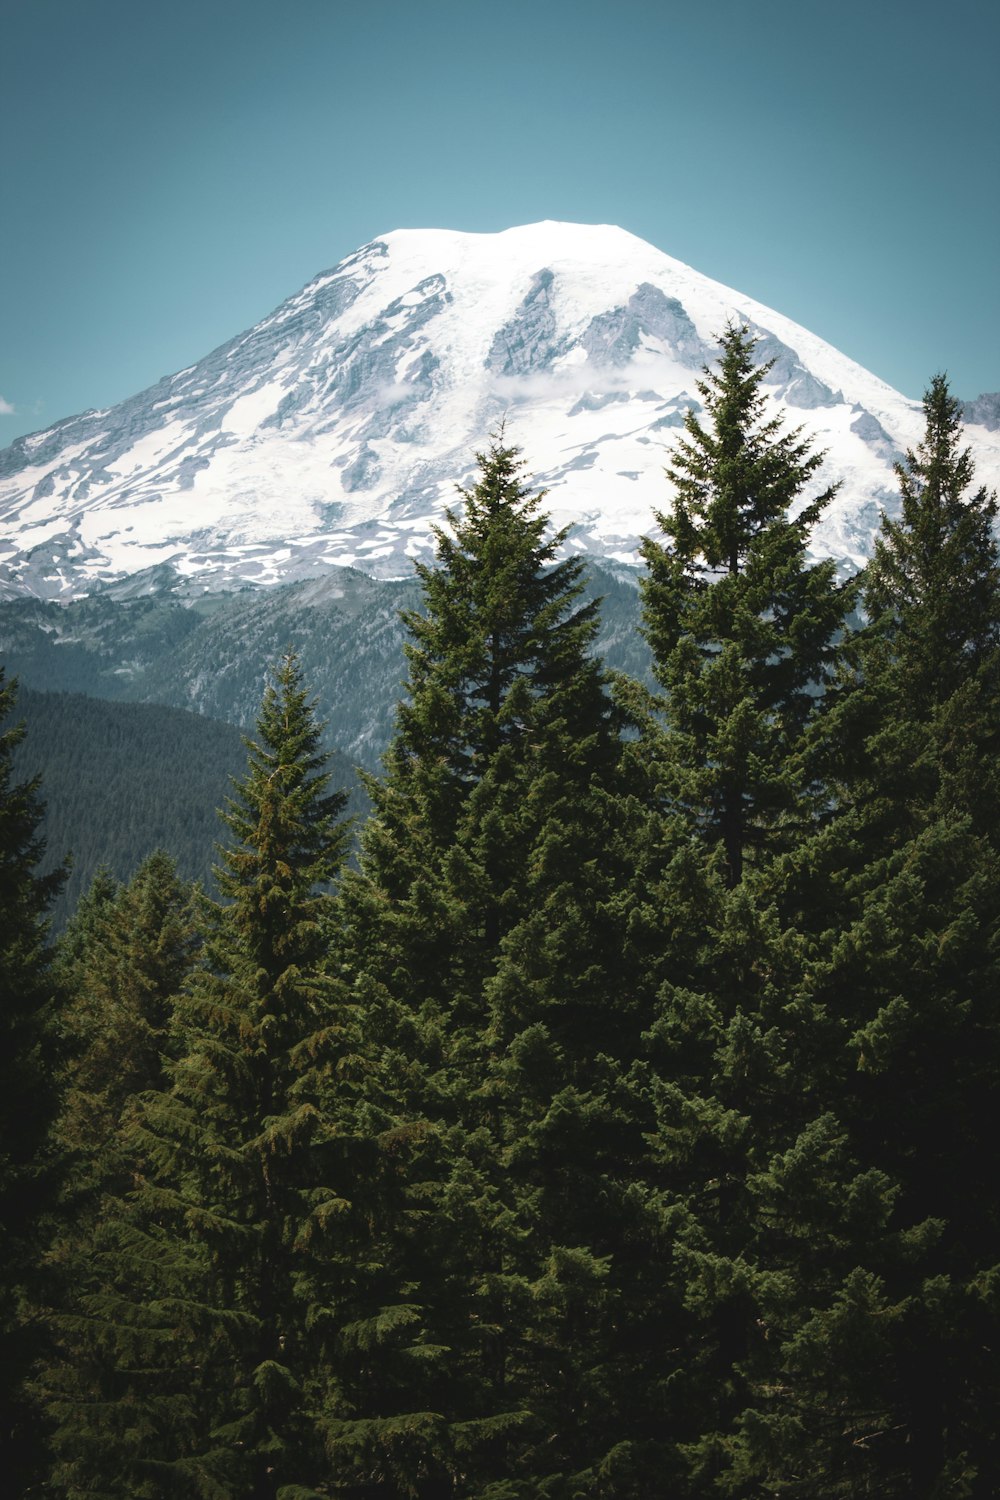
[{"left": 1, "top": 0, "right": 997, "bottom": 445}]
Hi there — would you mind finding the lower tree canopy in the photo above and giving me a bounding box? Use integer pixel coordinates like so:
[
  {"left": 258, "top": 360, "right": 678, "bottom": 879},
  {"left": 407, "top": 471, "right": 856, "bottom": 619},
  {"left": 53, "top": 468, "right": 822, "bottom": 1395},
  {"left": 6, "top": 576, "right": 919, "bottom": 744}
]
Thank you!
[{"left": 10, "top": 367, "right": 1000, "bottom": 1498}]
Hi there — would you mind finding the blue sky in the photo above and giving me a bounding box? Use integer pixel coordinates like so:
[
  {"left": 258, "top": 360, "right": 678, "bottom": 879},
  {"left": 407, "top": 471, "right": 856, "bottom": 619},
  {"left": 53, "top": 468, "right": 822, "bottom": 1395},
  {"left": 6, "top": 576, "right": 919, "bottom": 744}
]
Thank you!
[{"left": 1, "top": 0, "right": 997, "bottom": 444}]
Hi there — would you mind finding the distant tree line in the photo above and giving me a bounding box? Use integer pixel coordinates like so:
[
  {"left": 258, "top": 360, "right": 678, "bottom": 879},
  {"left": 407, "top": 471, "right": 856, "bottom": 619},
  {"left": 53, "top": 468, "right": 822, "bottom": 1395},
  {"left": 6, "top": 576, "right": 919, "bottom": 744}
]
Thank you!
[
  {"left": 11, "top": 691, "right": 367, "bottom": 931},
  {"left": 2, "top": 326, "right": 999, "bottom": 1498}
]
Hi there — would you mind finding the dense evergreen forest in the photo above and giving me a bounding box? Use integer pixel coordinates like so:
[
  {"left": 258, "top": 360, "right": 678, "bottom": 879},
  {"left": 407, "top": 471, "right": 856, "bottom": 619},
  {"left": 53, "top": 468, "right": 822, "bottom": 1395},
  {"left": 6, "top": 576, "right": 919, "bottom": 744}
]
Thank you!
[
  {"left": 0, "top": 557, "right": 653, "bottom": 770},
  {"left": 2, "top": 330, "right": 999, "bottom": 1498},
  {"left": 11, "top": 691, "right": 367, "bottom": 930}
]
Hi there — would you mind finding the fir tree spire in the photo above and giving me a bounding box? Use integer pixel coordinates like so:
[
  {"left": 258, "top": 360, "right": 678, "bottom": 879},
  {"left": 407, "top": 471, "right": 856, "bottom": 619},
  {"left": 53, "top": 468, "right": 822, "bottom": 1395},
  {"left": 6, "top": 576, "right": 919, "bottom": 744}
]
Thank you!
[
  {"left": 354, "top": 429, "right": 613, "bottom": 1009},
  {"left": 337, "top": 433, "right": 676, "bottom": 1493},
  {"left": 867, "top": 372, "right": 1000, "bottom": 695},
  {"left": 793, "top": 376, "right": 1000, "bottom": 1495},
  {"left": 641, "top": 320, "right": 850, "bottom": 885}
]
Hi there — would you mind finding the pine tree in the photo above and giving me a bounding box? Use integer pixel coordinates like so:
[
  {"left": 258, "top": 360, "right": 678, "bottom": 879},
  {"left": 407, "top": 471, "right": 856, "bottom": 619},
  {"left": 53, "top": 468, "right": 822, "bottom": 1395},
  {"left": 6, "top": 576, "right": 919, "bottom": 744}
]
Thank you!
[
  {"left": 44, "top": 655, "right": 353, "bottom": 1500},
  {"left": 0, "top": 668, "right": 66, "bottom": 1491},
  {"left": 53, "top": 865, "right": 121, "bottom": 980},
  {"left": 343, "top": 431, "right": 624, "bottom": 1125},
  {"left": 640, "top": 320, "right": 849, "bottom": 887},
  {"left": 350, "top": 431, "right": 617, "bottom": 1002},
  {"left": 334, "top": 434, "right": 676, "bottom": 1495},
  {"left": 52, "top": 853, "right": 199, "bottom": 1189},
  {"left": 41, "top": 855, "right": 200, "bottom": 1494},
  {"left": 633, "top": 326, "right": 871, "bottom": 1493},
  {"left": 783, "top": 377, "right": 1000, "bottom": 1496},
  {"left": 713, "top": 376, "right": 1000, "bottom": 1496},
  {"left": 860, "top": 372, "right": 1000, "bottom": 835},
  {"left": 868, "top": 374, "right": 1000, "bottom": 703}
]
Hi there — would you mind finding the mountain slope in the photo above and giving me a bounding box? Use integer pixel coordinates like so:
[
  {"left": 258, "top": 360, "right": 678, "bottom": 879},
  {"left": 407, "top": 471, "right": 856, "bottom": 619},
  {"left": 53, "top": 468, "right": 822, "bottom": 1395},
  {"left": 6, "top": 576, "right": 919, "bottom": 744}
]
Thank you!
[
  {"left": 0, "top": 561, "right": 651, "bottom": 768},
  {"left": 4, "top": 222, "right": 997, "bottom": 600},
  {"left": 12, "top": 688, "right": 366, "bottom": 930}
]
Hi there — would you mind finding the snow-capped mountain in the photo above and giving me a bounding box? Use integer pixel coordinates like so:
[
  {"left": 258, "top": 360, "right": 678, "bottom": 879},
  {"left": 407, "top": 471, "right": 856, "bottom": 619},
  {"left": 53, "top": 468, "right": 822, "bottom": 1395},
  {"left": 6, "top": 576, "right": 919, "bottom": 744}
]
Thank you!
[{"left": 2, "top": 222, "right": 998, "bottom": 600}]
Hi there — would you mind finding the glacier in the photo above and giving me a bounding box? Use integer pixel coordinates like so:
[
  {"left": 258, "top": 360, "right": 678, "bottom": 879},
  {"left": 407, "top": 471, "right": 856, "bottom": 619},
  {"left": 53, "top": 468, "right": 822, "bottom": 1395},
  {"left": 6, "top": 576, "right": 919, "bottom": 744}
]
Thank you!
[{"left": 2, "top": 221, "right": 999, "bottom": 601}]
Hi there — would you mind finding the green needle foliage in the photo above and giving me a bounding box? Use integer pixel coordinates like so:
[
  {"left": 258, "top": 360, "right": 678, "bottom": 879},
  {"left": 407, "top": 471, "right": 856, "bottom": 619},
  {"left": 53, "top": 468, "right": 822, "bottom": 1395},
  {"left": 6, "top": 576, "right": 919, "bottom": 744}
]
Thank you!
[
  {"left": 712, "top": 376, "right": 1000, "bottom": 1498},
  {"left": 147, "top": 652, "right": 352, "bottom": 1499},
  {"left": 350, "top": 430, "right": 616, "bottom": 999},
  {"left": 634, "top": 326, "right": 870, "bottom": 1494},
  {"left": 337, "top": 433, "right": 671, "bottom": 1495},
  {"left": 868, "top": 374, "right": 1000, "bottom": 700},
  {"left": 0, "top": 669, "right": 65, "bottom": 1491},
  {"left": 43, "top": 655, "right": 353, "bottom": 1499},
  {"left": 53, "top": 853, "right": 200, "bottom": 1188},
  {"left": 792, "top": 377, "right": 1000, "bottom": 1496},
  {"left": 12, "top": 375, "right": 1000, "bottom": 1498},
  {"left": 861, "top": 372, "right": 1000, "bottom": 835},
  {"left": 41, "top": 854, "right": 200, "bottom": 1497},
  {"left": 641, "top": 320, "right": 850, "bottom": 887}
]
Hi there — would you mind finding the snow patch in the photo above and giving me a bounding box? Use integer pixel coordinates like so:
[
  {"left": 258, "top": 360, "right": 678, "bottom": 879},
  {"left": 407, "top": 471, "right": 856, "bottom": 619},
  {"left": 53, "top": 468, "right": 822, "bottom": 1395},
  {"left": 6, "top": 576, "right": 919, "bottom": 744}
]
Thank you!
[{"left": 1, "top": 222, "right": 994, "bottom": 598}]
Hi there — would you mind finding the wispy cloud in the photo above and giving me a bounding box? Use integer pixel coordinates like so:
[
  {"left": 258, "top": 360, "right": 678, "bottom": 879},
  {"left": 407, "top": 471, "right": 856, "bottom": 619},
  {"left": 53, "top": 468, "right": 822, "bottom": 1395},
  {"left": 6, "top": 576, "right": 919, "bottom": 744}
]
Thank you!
[
  {"left": 370, "top": 355, "right": 698, "bottom": 413},
  {"left": 0, "top": 396, "right": 15, "bottom": 415},
  {"left": 487, "top": 353, "right": 695, "bottom": 404}
]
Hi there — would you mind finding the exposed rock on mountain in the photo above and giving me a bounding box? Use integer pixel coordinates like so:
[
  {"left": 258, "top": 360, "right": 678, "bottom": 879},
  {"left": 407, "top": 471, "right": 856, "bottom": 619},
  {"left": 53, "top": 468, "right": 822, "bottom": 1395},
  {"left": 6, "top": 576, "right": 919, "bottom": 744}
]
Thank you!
[{"left": 4, "top": 222, "right": 996, "bottom": 601}]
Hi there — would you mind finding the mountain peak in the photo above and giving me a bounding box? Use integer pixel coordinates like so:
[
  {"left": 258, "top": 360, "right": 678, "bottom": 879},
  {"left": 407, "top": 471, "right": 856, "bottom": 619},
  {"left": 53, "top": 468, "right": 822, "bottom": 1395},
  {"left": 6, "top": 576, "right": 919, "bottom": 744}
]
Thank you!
[
  {"left": 2, "top": 222, "right": 995, "bottom": 601},
  {"left": 378, "top": 220, "right": 656, "bottom": 252}
]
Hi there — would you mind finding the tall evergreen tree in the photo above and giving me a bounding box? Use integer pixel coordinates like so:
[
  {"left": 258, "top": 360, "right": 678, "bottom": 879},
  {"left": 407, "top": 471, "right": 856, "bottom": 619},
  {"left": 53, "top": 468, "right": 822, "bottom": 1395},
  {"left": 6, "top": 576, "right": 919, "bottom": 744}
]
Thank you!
[
  {"left": 52, "top": 853, "right": 199, "bottom": 1190},
  {"left": 709, "top": 376, "right": 1000, "bottom": 1497},
  {"left": 335, "top": 434, "right": 675, "bottom": 1495},
  {"left": 859, "top": 372, "right": 1000, "bottom": 835},
  {"left": 780, "top": 376, "right": 1000, "bottom": 1496},
  {"left": 350, "top": 430, "right": 618, "bottom": 1003},
  {"left": 41, "top": 855, "right": 200, "bottom": 1494},
  {"left": 633, "top": 326, "right": 871, "bottom": 1494},
  {"left": 0, "top": 669, "right": 66, "bottom": 1491},
  {"left": 44, "top": 656, "right": 353, "bottom": 1500},
  {"left": 867, "top": 373, "right": 1000, "bottom": 701},
  {"left": 640, "top": 320, "right": 849, "bottom": 886}
]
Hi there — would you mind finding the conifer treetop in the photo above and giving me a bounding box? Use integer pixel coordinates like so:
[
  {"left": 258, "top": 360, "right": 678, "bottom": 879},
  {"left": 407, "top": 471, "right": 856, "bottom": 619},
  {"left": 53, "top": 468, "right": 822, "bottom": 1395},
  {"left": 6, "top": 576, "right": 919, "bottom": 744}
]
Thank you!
[
  {"left": 659, "top": 320, "right": 839, "bottom": 579},
  {"left": 398, "top": 430, "right": 604, "bottom": 776},
  {"left": 640, "top": 323, "right": 851, "bottom": 886},
  {"left": 217, "top": 651, "right": 349, "bottom": 967},
  {"left": 866, "top": 372, "right": 1000, "bottom": 674}
]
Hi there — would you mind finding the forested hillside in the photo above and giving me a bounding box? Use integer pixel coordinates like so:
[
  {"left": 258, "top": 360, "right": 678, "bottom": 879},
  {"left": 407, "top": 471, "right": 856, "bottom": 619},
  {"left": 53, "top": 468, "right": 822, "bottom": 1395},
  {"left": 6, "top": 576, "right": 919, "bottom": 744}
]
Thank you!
[
  {"left": 12, "top": 689, "right": 364, "bottom": 928},
  {"left": 0, "top": 564, "right": 652, "bottom": 768},
  {"left": 2, "top": 341, "right": 998, "bottom": 1499}
]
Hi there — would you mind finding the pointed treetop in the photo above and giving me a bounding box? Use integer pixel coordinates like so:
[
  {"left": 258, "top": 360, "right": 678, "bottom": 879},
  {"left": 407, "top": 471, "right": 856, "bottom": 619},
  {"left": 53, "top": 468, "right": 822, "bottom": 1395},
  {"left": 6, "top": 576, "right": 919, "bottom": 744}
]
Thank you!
[
  {"left": 659, "top": 321, "right": 838, "bottom": 579},
  {"left": 866, "top": 372, "right": 1000, "bottom": 683}
]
